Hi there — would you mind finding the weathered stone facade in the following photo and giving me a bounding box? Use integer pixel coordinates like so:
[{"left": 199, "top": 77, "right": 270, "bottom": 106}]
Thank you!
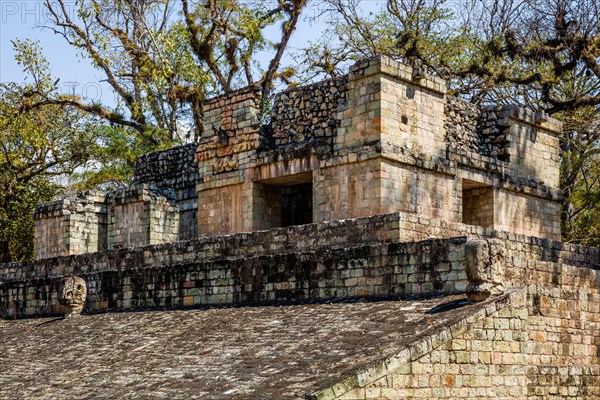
[
  {"left": 133, "top": 143, "right": 200, "bottom": 241},
  {"left": 8, "top": 55, "right": 600, "bottom": 399},
  {"left": 195, "top": 55, "right": 561, "bottom": 241},
  {"left": 107, "top": 184, "right": 179, "bottom": 249},
  {"left": 3, "top": 210, "right": 599, "bottom": 318},
  {"left": 33, "top": 191, "right": 108, "bottom": 259},
  {"left": 33, "top": 55, "right": 562, "bottom": 257},
  {"left": 270, "top": 76, "right": 348, "bottom": 146}
]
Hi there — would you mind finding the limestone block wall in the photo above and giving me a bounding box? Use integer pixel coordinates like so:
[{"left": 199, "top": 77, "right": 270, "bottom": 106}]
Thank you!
[
  {"left": 33, "top": 192, "right": 107, "bottom": 260},
  {"left": 270, "top": 76, "right": 348, "bottom": 146},
  {"left": 314, "top": 256, "right": 600, "bottom": 399},
  {"left": 34, "top": 212, "right": 65, "bottom": 259},
  {"left": 506, "top": 108, "right": 561, "bottom": 188},
  {"left": 314, "top": 159, "right": 383, "bottom": 221},
  {"left": 6, "top": 211, "right": 600, "bottom": 319},
  {"left": 520, "top": 260, "right": 600, "bottom": 399},
  {"left": 315, "top": 158, "right": 461, "bottom": 226},
  {"left": 445, "top": 96, "right": 480, "bottom": 153},
  {"left": 197, "top": 181, "right": 245, "bottom": 235},
  {"left": 391, "top": 211, "right": 596, "bottom": 267},
  {"left": 107, "top": 184, "right": 179, "bottom": 249},
  {"left": 0, "top": 236, "right": 468, "bottom": 318},
  {"left": 494, "top": 188, "right": 561, "bottom": 240},
  {"left": 377, "top": 59, "right": 448, "bottom": 160},
  {"left": 341, "top": 294, "right": 529, "bottom": 400},
  {"left": 133, "top": 143, "right": 200, "bottom": 240},
  {"left": 2, "top": 213, "right": 410, "bottom": 281},
  {"left": 202, "top": 85, "right": 261, "bottom": 135},
  {"left": 380, "top": 160, "right": 461, "bottom": 222},
  {"left": 198, "top": 179, "right": 285, "bottom": 237},
  {"left": 14, "top": 211, "right": 600, "bottom": 281},
  {"left": 177, "top": 196, "right": 198, "bottom": 241}
]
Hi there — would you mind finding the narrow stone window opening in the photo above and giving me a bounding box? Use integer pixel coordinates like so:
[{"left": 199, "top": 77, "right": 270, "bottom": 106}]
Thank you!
[{"left": 462, "top": 179, "right": 493, "bottom": 229}]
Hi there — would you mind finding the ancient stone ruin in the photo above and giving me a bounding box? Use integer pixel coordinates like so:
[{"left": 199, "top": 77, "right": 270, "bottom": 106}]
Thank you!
[
  {"left": 1, "top": 56, "right": 598, "bottom": 399},
  {"left": 31, "top": 56, "right": 561, "bottom": 260}
]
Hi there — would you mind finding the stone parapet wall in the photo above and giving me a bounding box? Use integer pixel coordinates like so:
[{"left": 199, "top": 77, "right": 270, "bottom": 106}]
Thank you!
[
  {"left": 0, "top": 237, "right": 468, "bottom": 318},
  {"left": 33, "top": 191, "right": 108, "bottom": 260},
  {"left": 393, "top": 212, "right": 598, "bottom": 268},
  {"left": 20, "top": 211, "right": 600, "bottom": 279},
  {"left": 2, "top": 213, "right": 408, "bottom": 282},
  {"left": 445, "top": 96, "right": 480, "bottom": 153},
  {"left": 270, "top": 76, "right": 348, "bottom": 146},
  {"left": 107, "top": 184, "right": 179, "bottom": 249},
  {"left": 133, "top": 143, "right": 199, "bottom": 191},
  {"left": 5, "top": 211, "right": 600, "bottom": 318}
]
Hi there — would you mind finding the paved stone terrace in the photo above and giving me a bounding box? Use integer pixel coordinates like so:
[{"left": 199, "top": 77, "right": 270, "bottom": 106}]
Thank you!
[{"left": 0, "top": 294, "right": 486, "bottom": 400}]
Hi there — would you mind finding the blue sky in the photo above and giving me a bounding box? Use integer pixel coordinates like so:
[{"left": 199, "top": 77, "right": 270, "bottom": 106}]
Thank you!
[
  {"left": 1, "top": 0, "right": 120, "bottom": 104},
  {"left": 0, "top": 0, "right": 386, "bottom": 107}
]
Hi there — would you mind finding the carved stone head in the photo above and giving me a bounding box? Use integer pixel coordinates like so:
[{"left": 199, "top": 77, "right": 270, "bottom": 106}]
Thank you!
[
  {"left": 58, "top": 276, "right": 87, "bottom": 316},
  {"left": 465, "top": 239, "right": 505, "bottom": 302}
]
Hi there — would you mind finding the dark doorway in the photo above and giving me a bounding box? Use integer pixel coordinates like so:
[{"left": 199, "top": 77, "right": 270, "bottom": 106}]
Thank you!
[{"left": 281, "top": 183, "right": 313, "bottom": 227}]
